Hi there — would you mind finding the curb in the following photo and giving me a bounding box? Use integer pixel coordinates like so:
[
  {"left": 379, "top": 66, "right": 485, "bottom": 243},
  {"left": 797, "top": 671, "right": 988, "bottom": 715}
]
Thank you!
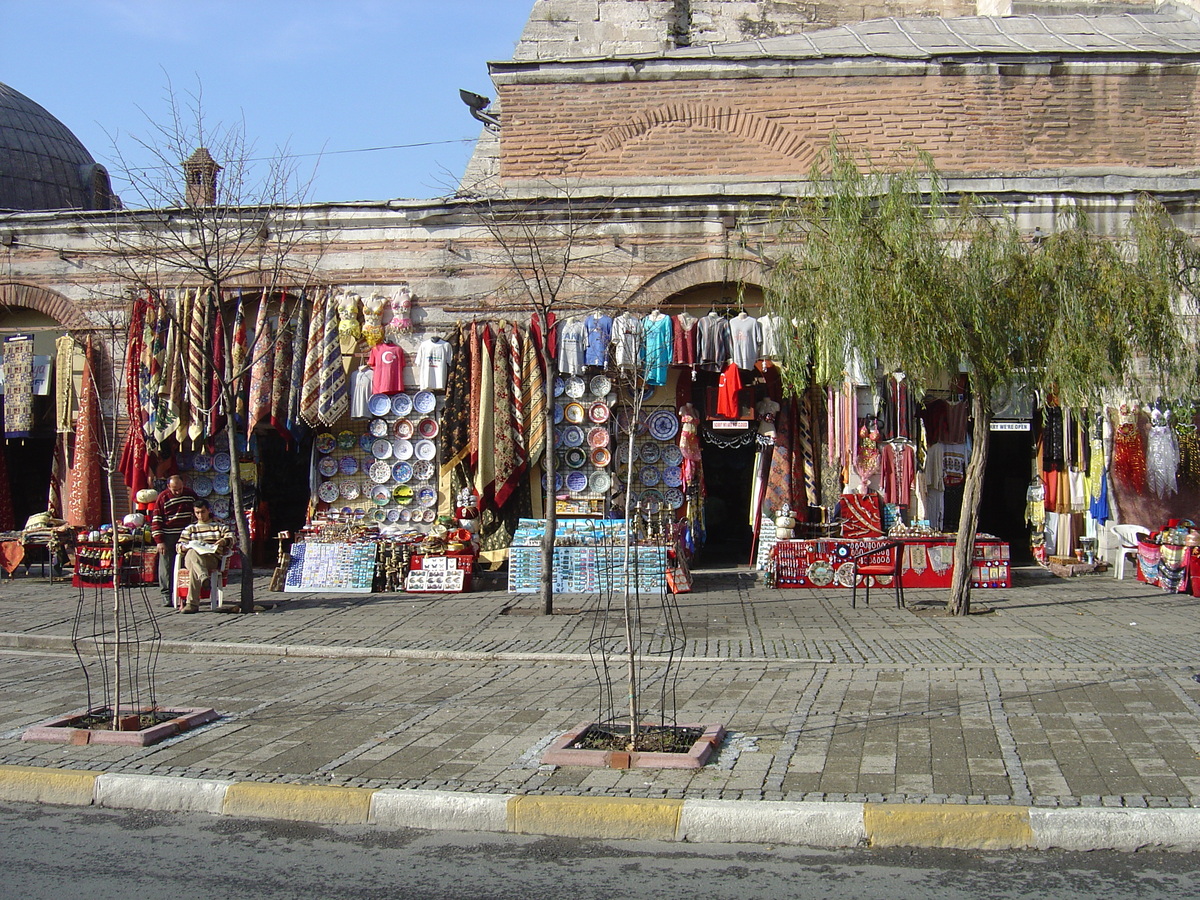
[{"left": 2, "top": 765, "right": 1198, "bottom": 851}]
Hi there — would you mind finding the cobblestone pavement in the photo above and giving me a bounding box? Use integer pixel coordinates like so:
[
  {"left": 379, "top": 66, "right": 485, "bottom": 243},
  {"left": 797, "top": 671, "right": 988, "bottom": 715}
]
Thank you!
[{"left": 1, "top": 564, "right": 1199, "bottom": 808}]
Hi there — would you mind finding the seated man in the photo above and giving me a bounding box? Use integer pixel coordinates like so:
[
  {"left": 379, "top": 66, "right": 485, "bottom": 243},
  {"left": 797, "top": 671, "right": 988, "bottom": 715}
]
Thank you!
[{"left": 175, "top": 500, "right": 233, "bottom": 613}]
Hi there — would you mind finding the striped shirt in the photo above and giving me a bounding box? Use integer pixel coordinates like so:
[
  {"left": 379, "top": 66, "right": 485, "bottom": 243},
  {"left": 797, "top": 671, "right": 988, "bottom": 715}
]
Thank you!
[
  {"left": 178, "top": 520, "right": 233, "bottom": 554},
  {"left": 151, "top": 489, "right": 198, "bottom": 542}
]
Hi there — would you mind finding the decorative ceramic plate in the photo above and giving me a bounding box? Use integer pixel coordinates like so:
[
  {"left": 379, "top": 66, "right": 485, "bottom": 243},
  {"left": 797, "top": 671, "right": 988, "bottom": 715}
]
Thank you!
[
  {"left": 661, "top": 466, "right": 683, "bottom": 488},
  {"left": 393, "top": 418, "right": 414, "bottom": 439},
  {"left": 392, "top": 439, "right": 414, "bottom": 460},
  {"left": 808, "top": 559, "right": 834, "bottom": 587},
  {"left": 212, "top": 452, "right": 232, "bottom": 474},
  {"left": 564, "top": 447, "right": 587, "bottom": 469},
  {"left": 552, "top": 376, "right": 565, "bottom": 397},
  {"left": 661, "top": 445, "right": 684, "bottom": 466},
  {"left": 338, "top": 430, "right": 357, "bottom": 450},
  {"left": 192, "top": 474, "right": 213, "bottom": 497},
  {"left": 368, "top": 394, "right": 391, "bottom": 417},
  {"left": 177, "top": 450, "right": 194, "bottom": 470},
  {"left": 192, "top": 453, "right": 212, "bottom": 472},
  {"left": 561, "top": 425, "right": 585, "bottom": 448},
  {"left": 413, "top": 460, "right": 435, "bottom": 481},
  {"left": 371, "top": 485, "right": 391, "bottom": 506},
  {"left": 393, "top": 461, "right": 413, "bottom": 483},
  {"left": 417, "top": 486, "right": 437, "bottom": 507},
  {"left": 541, "top": 472, "right": 565, "bottom": 491},
  {"left": 371, "top": 438, "right": 393, "bottom": 460},
  {"left": 589, "top": 402, "right": 610, "bottom": 424},
  {"left": 553, "top": 404, "right": 565, "bottom": 425},
  {"left": 210, "top": 496, "right": 231, "bottom": 519},
  {"left": 417, "top": 417, "right": 439, "bottom": 438},
  {"left": 399, "top": 508, "right": 412, "bottom": 522},
  {"left": 369, "top": 418, "right": 389, "bottom": 437},
  {"left": 588, "top": 426, "right": 610, "bottom": 448},
  {"left": 589, "top": 471, "right": 611, "bottom": 493},
  {"left": 317, "top": 481, "right": 340, "bottom": 503},
  {"left": 564, "top": 402, "right": 585, "bottom": 424},
  {"left": 370, "top": 508, "right": 387, "bottom": 523},
  {"left": 589, "top": 375, "right": 611, "bottom": 397},
  {"left": 566, "top": 471, "right": 589, "bottom": 493},
  {"left": 369, "top": 460, "right": 393, "bottom": 484},
  {"left": 386, "top": 508, "right": 401, "bottom": 523},
  {"left": 664, "top": 487, "right": 684, "bottom": 510},
  {"left": 590, "top": 447, "right": 611, "bottom": 467},
  {"left": 212, "top": 474, "right": 230, "bottom": 495},
  {"left": 413, "top": 390, "right": 436, "bottom": 414},
  {"left": 359, "top": 433, "right": 376, "bottom": 452},
  {"left": 640, "top": 466, "right": 660, "bottom": 487},
  {"left": 639, "top": 442, "right": 661, "bottom": 464},
  {"left": 392, "top": 392, "right": 413, "bottom": 416},
  {"left": 422, "top": 508, "right": 437, "bottom": 524},
  {"left": 318, "top": 456, "right": 338, "bottom": 478},
  {"left": 646, "top": 409, "right": 679, "bottom": 441},
  {"left": 640, "top": 488, "right": 663, "bottom": 513},
  {"left": 565, "top": 375, "right": 586, "bottom": 398},
  {"left": 415, "top": 439, "right": 437, "bottom": 461},
  {"left": 338, "top": 456, "right": 359, "bottom": 475},
  {"left": 836, "top": 562, "right": 857, "bottom": 588},
  {"left": 315, "top": 433, "right": 336, "bottom": 454},
  {"left": 340, "top": 481, "right": 360, "bottom": 500},
  {"left": 393, "top": 485, "right": 414, "bottom": 505}
]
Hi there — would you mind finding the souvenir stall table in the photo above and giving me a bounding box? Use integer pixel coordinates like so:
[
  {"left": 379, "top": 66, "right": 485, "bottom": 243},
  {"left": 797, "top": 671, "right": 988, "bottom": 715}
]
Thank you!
[
  {"left": 1135, "top": 523, "right": 1200, "bottom": 595},
  {"left": 770, "top": 533, "right": 1010, "bottom": 589},
  {"left": 71, "top": 528, "right": 158, "bottom": 589},
  {"left": 508, "top": 518, "right": 675, "bottom": 594}
]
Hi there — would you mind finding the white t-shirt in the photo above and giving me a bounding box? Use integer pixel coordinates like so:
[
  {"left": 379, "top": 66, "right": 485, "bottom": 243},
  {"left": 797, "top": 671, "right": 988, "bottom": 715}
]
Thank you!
[{"left": 414, "top": 338, "right": 452, "bottom": 391}]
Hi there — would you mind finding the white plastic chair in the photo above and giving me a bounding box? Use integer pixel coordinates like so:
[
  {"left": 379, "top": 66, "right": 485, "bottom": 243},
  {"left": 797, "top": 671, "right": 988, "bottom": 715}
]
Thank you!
[
  {"left": 1110, "top": 524, "right": 1148, "bottom": 580},
  {"left": 172, "top": 551, "right": 233, "bottom": 610}
]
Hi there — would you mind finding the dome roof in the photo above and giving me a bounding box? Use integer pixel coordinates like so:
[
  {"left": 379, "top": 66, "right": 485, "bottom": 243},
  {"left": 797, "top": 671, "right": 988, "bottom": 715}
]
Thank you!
[{"left": 0, "top": 81, "right": 114, "bottom": 211}]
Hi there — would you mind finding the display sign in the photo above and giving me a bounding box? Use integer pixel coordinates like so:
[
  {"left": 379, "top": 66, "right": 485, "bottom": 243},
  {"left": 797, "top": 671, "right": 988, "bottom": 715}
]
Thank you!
[
  {"left": 989, "top": 421, "right": 1030, "bottom": 432},
  {"left": 711, "top": 420, "right": 749, "bottom": 430},
  {"left": 284, "top": 541, "right": 376, "bottom": 593}
]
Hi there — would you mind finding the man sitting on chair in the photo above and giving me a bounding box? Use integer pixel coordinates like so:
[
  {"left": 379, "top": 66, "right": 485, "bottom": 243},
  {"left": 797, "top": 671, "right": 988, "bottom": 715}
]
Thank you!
[{"left": 175, "top": 500, "right": 233, "bottom": 614}]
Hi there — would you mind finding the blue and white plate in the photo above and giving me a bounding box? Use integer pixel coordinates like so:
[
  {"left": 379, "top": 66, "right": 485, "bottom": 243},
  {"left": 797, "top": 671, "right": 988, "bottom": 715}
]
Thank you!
[
  {"left": 646, "top": 409, "right": 679, "bottom": 441},
  {"left": 392, "top": 393, "right": 413, "bottom": 416},
  {"left": 318, "top": 456, "right": 338, "bottom": 478},
  {"left": 369, "top": 418, "right": 389, "bottom": 437},
  {"left": 368, "top": 394, "right": 391, "bottom": 417},
  {"left": 413, "top": 391, "right": 436, "bottom": 414},
  {"left": 393, "top": 461, "right": 413, "bottom": 483},
  {"left": 212, "top": 452, "right": 232, "bottom": 474},
  {"left": 192, "top": 474, "right": 213, "bottom": 497}
]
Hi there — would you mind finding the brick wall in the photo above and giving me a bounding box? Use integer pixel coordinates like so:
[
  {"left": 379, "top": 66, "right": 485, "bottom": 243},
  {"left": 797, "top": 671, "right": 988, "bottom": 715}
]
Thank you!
[{"left": 498, "top": 70, "right": 1200, "bottom": 178}]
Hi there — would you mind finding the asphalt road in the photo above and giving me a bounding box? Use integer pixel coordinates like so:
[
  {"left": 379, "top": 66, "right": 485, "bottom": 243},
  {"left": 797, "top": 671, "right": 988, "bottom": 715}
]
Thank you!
[{"left": 3, "top": 802, "right": 1200, "bottom": 900}]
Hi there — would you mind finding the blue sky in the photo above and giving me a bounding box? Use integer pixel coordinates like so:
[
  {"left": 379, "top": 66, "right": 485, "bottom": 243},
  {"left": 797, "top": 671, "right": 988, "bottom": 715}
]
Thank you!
[{"left": 1, "top": 0, "right": 532, "bottom": 203}]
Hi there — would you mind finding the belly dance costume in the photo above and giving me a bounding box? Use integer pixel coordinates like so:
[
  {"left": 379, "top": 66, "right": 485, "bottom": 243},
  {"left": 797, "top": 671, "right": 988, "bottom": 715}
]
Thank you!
[
  {"left": 1145, "top": 408, "right": 1178, "bottom": 499},
  {"left": 1110, "top": 404, "right": 1146, "bottom": 495}
]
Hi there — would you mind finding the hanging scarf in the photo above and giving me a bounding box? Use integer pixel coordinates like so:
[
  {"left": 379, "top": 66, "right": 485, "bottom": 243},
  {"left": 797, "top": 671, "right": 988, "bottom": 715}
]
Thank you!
[
  {"left": 317, "top": 288, "right": 348, "bottom": 425},
  {"left": 2, "top": 337, "right": 34, "bottom": 436},
  {"left": 468, "top": 322, "right": 483, "bottom": 466},
  {"left": 186, "top": 288, "right": 209, "bottom": 442},
  {"left": 763, "top": 397, "right": 797, "bottom": 517},
  {"left": 298, "top": 290, "right": 325, "bottom": 426},
  {"left": 440, "top": 323, "right": 471, "bottom": 477},
  {"left": 209, "top": 305, "right": 226, "bottom": 438},
  {"left": 66, "top": 337, "right": 103, "bottom": 526},
  {"left": 474, "top": 324, "right": 495, "bottom": 504},
  {"left": 286, "top": 293, "right": 309, "bottom": 439},
  {"left": 798, "top": 387, "right": 819, "bottom": 507},
  {"left": 271, "top": 302, "right": 293, "bottom": 437},
  {"left": 229, "top": 290, "right": 249, "bottom": 424},
  {"left": 520, "top": 324, "right": 546, "bottom": 470},
  {"left": 55, "top": 334, "right": 76, "bottom": 434},
  {"left": 153, "top": 295, "right": 181, "bottom": 446},
  {"left": 118, "top": 293, "right": 150, "bottom": 494},
  {"left": 247, "top": 293, "right": 274, "bottom": 433},
  {"left": 493, "top": 325, "right": 525, "bottom": 509}
]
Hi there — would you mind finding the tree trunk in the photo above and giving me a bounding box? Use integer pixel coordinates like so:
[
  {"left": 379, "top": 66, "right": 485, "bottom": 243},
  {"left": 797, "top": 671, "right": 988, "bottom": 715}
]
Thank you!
[
  {"left": 218, "top": 376, "right": 255, "bottom": 613},
  {"left": 539, "top": 320, "right": 557, "bottom": 616},
  {"left": 947, "top": 388, "right": 991, "bottom": 616}
]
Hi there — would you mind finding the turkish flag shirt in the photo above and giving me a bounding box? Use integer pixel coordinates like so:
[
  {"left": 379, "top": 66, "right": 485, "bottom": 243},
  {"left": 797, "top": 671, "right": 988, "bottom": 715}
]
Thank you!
[{"left": 368, "top": 342, "right": 405, "bottom": 394}]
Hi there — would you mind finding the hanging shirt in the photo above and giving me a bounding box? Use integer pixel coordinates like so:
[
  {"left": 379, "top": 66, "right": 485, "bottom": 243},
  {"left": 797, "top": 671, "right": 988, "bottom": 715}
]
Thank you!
[
  {"left": 349, "top": 365, "right": 374, "bottom": 417},
  {"left": 758, "top": 313, "right": 786, "bottom": 359},
  {"left": 414, "top": 338, "right": 452, "bottom": 391},
  {"left": 716, "top": 362, "right": 742, "bottom": 418},
  {"left": 942, "top": 442, "right": 968, "bottom": 487},
  {"left": 557, "top": 319, "right": 587, "bottom": 375},
  {"left": 367, "top": 342, "right": 405, "bottom": 394},
  {"left": 672, "top": 313, "right": 698, "bottom": 365},
  {"left": 696, "top": 314, "right": 731, "bottom": 372},
  {"left": 584, "top": 314, "right": 612, "bottom": 367},
  {"left": 729, "top": 313, "right": 760, "bottom": 370},
  {"left": 642, "top": 313, "right": 673, "bottom": 386},
  {"left": 880, "top": 442, "right": 916, "bottom": 506},
  {"left": 611, "top": 313, "right": 642, "bottom": 368}
]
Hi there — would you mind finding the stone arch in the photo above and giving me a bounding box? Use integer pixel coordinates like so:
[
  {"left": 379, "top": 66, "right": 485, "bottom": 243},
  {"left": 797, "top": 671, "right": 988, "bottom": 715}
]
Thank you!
[
  {"left": 0, "top": 282, "right": 95, "bottom": 332},
  {"left": 587, "top": 103, "right": 814, "bottom": 167},
  {"left": 628, "top": 256, "right": 766, "bottom": 308}
]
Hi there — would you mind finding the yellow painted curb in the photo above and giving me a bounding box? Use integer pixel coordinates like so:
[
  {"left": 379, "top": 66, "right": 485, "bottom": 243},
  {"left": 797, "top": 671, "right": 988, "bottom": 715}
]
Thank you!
[
  {"left": 508, "top": 795, "right": 683, "bottom": 842},
  {"left": 865, "top": 803, "right": 1032, "bottom": 850},
  {"left": 0, "top": 764, "right": 98, "bottom": 806},
  {"left": 222, "top": 782, "right": 374, "bottom": 825}
]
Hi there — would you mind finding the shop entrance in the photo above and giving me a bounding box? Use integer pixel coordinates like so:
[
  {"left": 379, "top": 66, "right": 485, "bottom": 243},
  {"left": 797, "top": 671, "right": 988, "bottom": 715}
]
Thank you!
[
  {"left": 978, "top": 427, "right": 1035, "bottom": 563},
  {"left": 699, "top": 439, "right": 756, "bottom": 566}
]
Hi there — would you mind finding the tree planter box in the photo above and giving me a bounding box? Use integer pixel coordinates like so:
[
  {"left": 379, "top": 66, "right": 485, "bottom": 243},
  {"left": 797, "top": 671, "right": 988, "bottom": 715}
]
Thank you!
[
  {"left": 22, "top": 706, "right": 219, "bottom": 746},
  {"left": 542, "top": 721, "right": 725, "bottom": 769}
]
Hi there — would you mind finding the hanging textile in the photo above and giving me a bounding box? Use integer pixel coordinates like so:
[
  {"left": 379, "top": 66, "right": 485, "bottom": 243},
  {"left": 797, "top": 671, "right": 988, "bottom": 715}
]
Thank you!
[
  {"left": 286, "top": 294, "right": 308, "bottom": 439},
  {"left": 642, "top": 313, "right": 673, "bottom": 386},
  {"left": 492, "top": 325, "right": 525, "bottom": 508},
  {"left": 171, "top": 290, "right": 193, "bottom": 443},
  {"left": 54, "top": 334, "right": 76, "bottom": 434},
  {"left": 1145, "top": 408, "right": 1178, "bottom": 498},
  {"left": 65, "top": 337, "right": 103, "bottom": 527},
  {"left": 474, "top": 325, "right": 496, "bottom": 504},
  {"left": 270, "top": 306, "right": 293, "bottom": 437},
  {"left": 153, "top": 297, "right": 181, "bottom": 446},
  {"left": 763, "top": 397, "right": 798, "bottom": 517},
  {"left": 208, "top": 305, "right": 226, "bottom": 438},
  {"left": 2, "top": 336, "right": 34, "bottom": 437},
  {"left": 247, "top": 294, "right": 275, "bottom": 433},
  {"left": 1111, "top": 405, "right": 1147, "bottom": 495},
  {"left": 520, "top": 325, "right": 546, "bottom": 471},
  {"left": 468, "top": 322, "right": 483, "bottom": 466},
  {"left": 679, "top": 403, "right": 702, "bottom": 487},
  {"left": 186, "top": 289, "right": 209, "bottom": 442},
  {"left": 48, "top": 433, "right": 68, "bottom": 519},
  {"left": 716, "top": 362, "right": 742, "bottom": 418},
  {"left": 147, "top": 297, "right": 172, "bottom": 447},
  {"left": 316, "top": 288, "right": 348, "bottom": 425},
  {"left": 798, "top": 388, "right": 819, "bottom": 507},
  {"left": 440, "top": 324, "right": 471, "bottom": 477},
  {"left": 298, "top": 290, "right": 324, "bottom": 426},
  {"left": 1177, "top": 419, "right": 1200, "bottom": 488},
  {"left": 229, "top": 290, "right": 249, "bottom": 424},
  {"left": 118, "top": 293, "right": 150, "bottom": 494}
]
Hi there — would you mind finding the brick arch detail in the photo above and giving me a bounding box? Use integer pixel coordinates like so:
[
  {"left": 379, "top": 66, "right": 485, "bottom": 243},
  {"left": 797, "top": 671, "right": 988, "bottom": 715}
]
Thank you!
[
  {"left": 629, "top": 257, "right": 766, "bottom": 308},
  {"left": 0, "top": 282, "right": 94, "bottom": 332},
  {"left": 588, "top": 103, "right": 814, "bottom": 164}
]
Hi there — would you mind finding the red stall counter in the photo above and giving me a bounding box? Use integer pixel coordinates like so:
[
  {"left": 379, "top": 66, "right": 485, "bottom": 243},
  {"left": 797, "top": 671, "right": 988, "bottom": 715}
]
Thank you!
[{"left": 771, "top": 536, "right": 1009, "bottom": 590}]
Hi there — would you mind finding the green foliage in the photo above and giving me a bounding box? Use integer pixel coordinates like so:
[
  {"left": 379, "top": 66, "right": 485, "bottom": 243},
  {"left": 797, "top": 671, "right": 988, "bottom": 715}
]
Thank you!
[{"left": 765, "top": 138, "right": 1198, "bottom": 406}]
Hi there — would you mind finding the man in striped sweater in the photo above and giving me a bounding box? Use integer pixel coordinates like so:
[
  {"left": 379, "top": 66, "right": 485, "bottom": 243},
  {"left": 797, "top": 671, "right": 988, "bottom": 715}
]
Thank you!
[
  {"left": 151, "top": 475, "right": 197, "bottom": 607},
  {"left": 175, "top": 500, "right": 233, "bottom": 613}
]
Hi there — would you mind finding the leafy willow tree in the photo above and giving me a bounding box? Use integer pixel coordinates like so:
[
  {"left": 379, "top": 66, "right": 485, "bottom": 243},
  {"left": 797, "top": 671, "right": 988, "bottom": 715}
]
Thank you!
[
  {"left": 766, "top": 139, "right": 1199, "bottom": 615},
  {"left": 93, "top": 83, "right": 318, "bottom": 612}
]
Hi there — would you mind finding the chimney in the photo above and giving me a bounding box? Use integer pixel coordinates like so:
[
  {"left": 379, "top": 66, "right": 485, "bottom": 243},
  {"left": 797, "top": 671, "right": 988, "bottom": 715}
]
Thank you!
[{"left": 183, "top": 147, "right": 221, "bottom": 206}]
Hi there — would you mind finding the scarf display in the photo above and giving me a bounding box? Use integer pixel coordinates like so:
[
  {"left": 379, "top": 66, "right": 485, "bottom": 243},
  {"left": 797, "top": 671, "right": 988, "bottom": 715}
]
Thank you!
[
  {"left": 440, "top": 324, "right": 471, "bottom": 478},
  {"left": 2, "top": 337, "right": 34, "bottom": 437},
  {"left": 54, "top": 334, "right": 76, "bottom": 434},
  {"left": 66, "top": 337, "right": 103, "bottom": 527},
  {"left": 247, "top": 294, "right": 275, "bottom": 433},
  {"left": 298, "top": 290, "right": 325, "bottom": 426}
]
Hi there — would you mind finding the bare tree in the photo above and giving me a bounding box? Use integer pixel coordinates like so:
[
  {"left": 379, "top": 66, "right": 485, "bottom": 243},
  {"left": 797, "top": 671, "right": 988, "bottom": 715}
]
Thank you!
[{"left": 91, "top": 80, "right": 321, "bottom": 612}]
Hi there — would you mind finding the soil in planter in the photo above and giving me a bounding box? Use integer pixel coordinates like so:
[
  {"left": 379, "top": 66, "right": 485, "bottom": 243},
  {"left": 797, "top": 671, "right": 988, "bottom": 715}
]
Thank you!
[
  {"left": 63, "top": 708, "right": 182, "bottom": 731},
  {"left": 571, "top": 724, "right": 703, "bottom": 754}
]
